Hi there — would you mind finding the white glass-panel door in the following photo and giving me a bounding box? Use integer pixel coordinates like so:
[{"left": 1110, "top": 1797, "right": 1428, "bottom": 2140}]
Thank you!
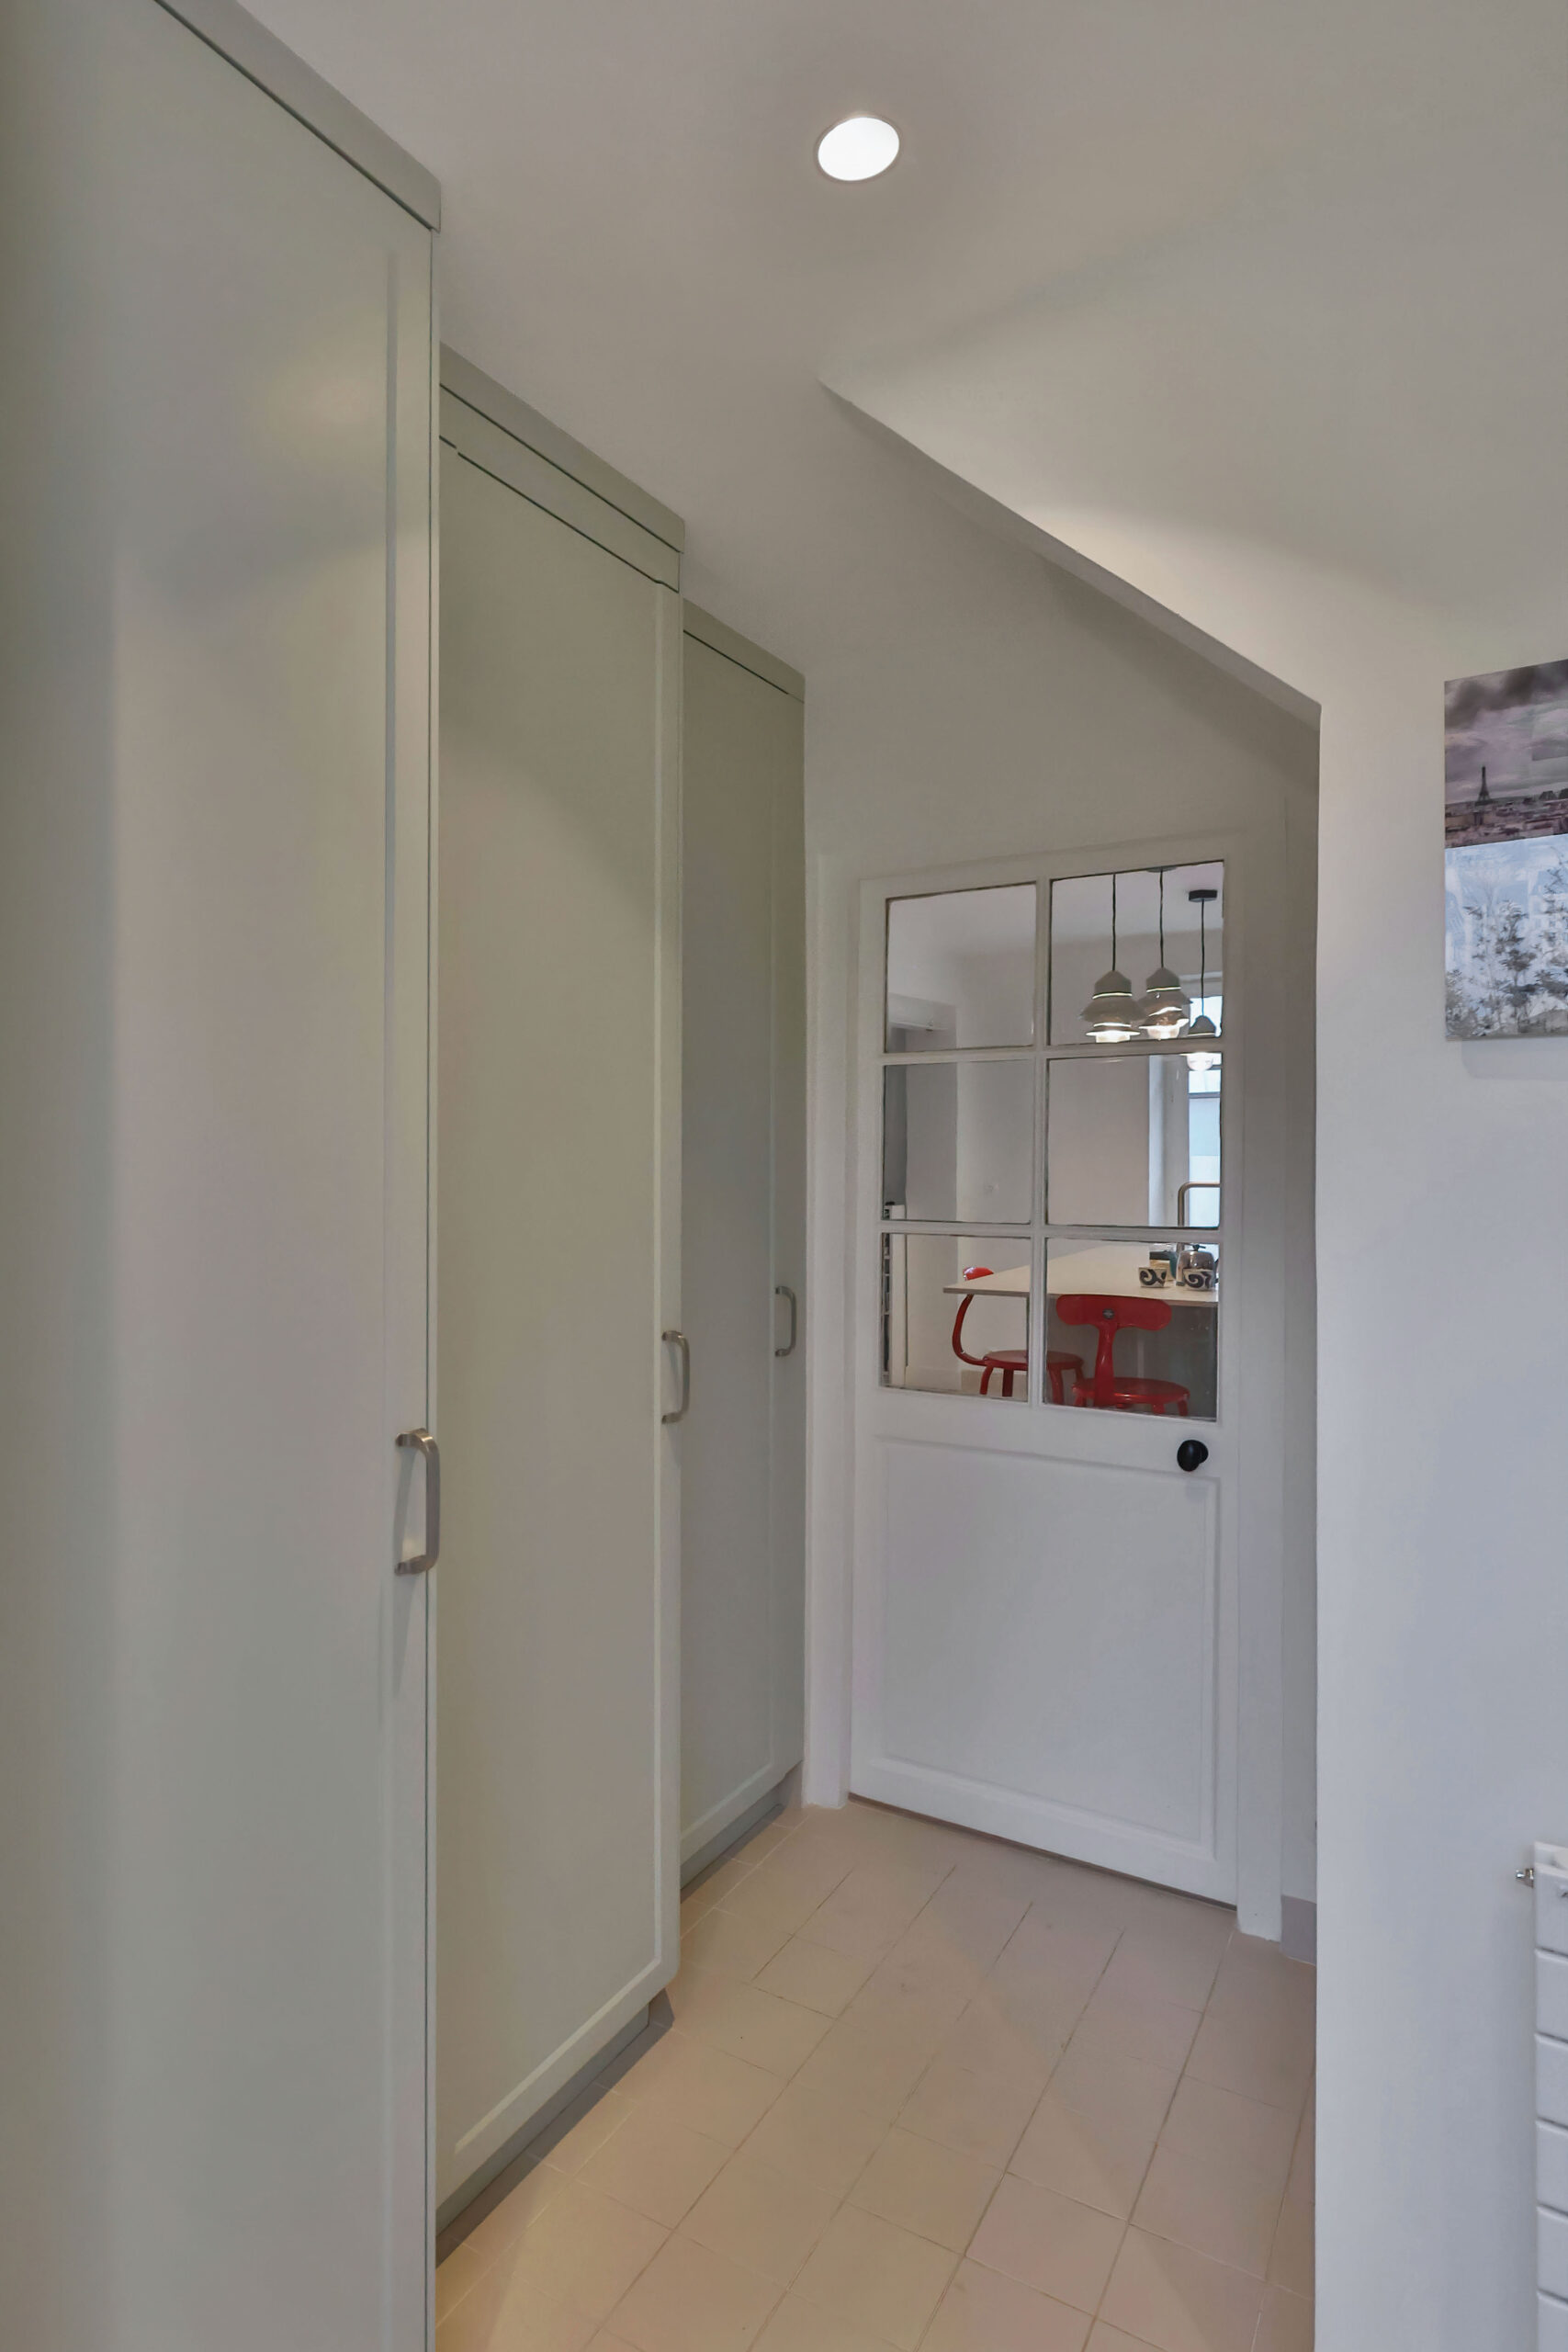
[{"left": 853, "top": 849, "right": 1243, "bottom": 1903}]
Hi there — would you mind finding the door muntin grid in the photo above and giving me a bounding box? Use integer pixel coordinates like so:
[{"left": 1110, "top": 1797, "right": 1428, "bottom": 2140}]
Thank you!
[{"left": 879, "top": 864, "right": 1224, "bottom": 1418}]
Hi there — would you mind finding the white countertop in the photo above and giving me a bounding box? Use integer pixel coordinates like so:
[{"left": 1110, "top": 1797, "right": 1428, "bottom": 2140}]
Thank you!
[{"left": 942, "top": 1242, "right": 1217, "bottom": 1305}]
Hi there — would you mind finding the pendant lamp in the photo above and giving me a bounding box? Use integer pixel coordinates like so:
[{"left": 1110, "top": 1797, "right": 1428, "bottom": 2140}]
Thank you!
[
  {"left": 1139, "top": 870, "right": 1190, "bottom": 1038},
  {"left": 1081, "top": 874, "right": 1140, "bottom": 1041},
  {"left": 1185, "top": 886, "right": 1220, "bottom": 1071}
]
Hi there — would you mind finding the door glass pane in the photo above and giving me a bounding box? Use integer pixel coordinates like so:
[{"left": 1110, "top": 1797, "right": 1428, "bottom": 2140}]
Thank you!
[
  {"left": 1046, "top": 1238, "right": 1218, "bottom": 1418},
  {"left": 883, "top": 1061, "right": 1033, "bottom": 1222},
  {"left": 887, "top": 884, "right": 1036, "bottom": 1048},
  {"left": 1050, "top": 862, "right": 1224, "bottom": 1045},
  {"left": 882, "top": 1236, "right": 1030, "bottom": 1400},
  {"left": 1047, "top": 1054, "right": 1222, "bottom": 1227}
]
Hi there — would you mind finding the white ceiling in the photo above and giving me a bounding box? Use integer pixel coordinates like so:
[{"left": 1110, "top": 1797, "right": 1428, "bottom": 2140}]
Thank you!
[{"left": 249, "top": 0, "right": 1565, "bottom": 686}]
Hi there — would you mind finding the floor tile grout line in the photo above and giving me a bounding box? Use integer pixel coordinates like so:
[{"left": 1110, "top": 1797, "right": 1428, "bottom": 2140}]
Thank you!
[
  {"left": 447, "top": 1813, "right": 1301, "bottom": 2348},
  {"left": 1075, "top": 1911, "right": 1303, "bottom": 2344},
  {"left": 1082, "top": 1965, "right": 1190, "bottom": 2331},
  {"left": 443, "top": 1982, "right": 816, "bottom": 2339},
  {"left": 592, "top": 1914, "right": 907, "bottom": 2323},
  {"left": 672, "top": 1845, "right": 1051, "bottom": 2343},
  {"left": 699, "top": 1835, "right": 863, "bottom": 1938},
  {"left": 892, "top": 1907, "right": 1145, "bottom": 2343},
  {"left": 1007, "top": 1913, "right": 1239, "bottom": 2337},
  {"left": 609, "top": 2221, "right": 791, "bottom": 2352}
]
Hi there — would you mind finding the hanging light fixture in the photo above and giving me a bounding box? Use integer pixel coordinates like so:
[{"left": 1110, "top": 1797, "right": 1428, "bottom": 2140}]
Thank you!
[
  {"left": 1081, "top": 873, "right": 1141, "bottom": 1041},
  {"left": 1139, "top": 870, "right": 1190, "bottom": 1038},
  {"left": 1185, "top": 886, "right": 1220, "bottom": 1070}
]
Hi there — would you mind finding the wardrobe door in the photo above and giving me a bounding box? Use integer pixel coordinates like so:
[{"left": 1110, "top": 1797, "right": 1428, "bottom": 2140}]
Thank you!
[
  {"left": 0, "top": 5, "right": 435, "bottom": 2347},
  {"left": 680, "top": 618, "right": 807, "bottom": 1868},
  {"left": 436, "top": 393, "right": 682, "bottom": 2213}
]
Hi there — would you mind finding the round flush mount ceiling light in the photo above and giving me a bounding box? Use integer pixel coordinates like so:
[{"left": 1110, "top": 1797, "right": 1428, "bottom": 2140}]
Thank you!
[{"left": 816, "top": 116, "right": 900, "bottom": 181}]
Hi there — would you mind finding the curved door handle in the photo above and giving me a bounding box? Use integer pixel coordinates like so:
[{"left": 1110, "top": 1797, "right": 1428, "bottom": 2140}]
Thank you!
[
  {"left": 661, "top": 1330, "right": 690, "bottom": 1424},
  {"left": 395, "top": 1429, "right": 440, "bottom": 1573},
  {"left": 774, "top": 1285, "right": 798, "bottom": 1359}
]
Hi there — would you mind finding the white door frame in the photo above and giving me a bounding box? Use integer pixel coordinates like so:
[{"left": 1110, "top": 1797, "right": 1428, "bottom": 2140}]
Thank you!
[{"left": 835, "top": 831, "right": 1287, "bottom": 1939}]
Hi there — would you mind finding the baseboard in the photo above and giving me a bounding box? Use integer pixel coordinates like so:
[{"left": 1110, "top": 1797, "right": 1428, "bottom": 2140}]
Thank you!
[
  {"left": 1280, "top": 1895, "right": 1317, "bottom": 1964},
  {"left": 435, "top": 1996, "right": 671, "bottom": 2251},
  {"left": 680, "top": 1771, "right": 796, "bottom": 1889}
]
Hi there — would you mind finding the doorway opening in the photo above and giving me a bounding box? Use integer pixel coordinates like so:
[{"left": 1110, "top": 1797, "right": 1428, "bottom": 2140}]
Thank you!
[{"left": 849, "top": 827, "right": 1315, "bottom": 1945}]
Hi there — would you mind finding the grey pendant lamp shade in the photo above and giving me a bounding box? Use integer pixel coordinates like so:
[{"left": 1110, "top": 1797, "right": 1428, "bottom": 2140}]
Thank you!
[
  {"left": 1186, "top": 885, "right": 1220, "bottom": 1067},
  {"left": 1139, "top": 870, "right": 1190, "bottom": 1038},
  {"left": 1081, "top": 874, "right": 1141, "bottom": 1041}
]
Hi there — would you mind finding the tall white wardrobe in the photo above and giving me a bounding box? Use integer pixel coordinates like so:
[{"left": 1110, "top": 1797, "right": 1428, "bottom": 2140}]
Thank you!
[
  {"left": 435, "top": 358, "right": 807, "bottom": 2223},
  {"left": 679, "top": 614, "right": 807, "bottom": 1873},
  {"left": 435, "top": 358, "right": 683, "bottom": 2219},
  {"left": 1, "top": 2, "right": 438, "bottom": 2345}
]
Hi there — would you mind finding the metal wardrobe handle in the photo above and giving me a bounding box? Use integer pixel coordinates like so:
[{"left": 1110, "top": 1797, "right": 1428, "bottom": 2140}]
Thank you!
[
  {"left": 774, "top": 1285, "right": 798, "bottom": 1359},
  {"left": 661, "top": 1330, "right": 690, "bottom": 1423},
  {"left": 395, "top": 1429, "right": 441, "bottom": 1574}
]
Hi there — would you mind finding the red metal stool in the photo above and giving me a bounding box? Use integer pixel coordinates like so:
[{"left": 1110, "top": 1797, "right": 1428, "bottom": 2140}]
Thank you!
[
  {"left": 1054, "top": 1293, "right": 1190, "bottom": 1415},
  {"left": 951, "top": 1265, "right": 1082, "bottom": 1401}
]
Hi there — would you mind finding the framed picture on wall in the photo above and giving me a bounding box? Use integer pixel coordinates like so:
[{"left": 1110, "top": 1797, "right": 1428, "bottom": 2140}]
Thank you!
[{"left": 1444, "top": 659, "right": 1568, "bottom": 1037}]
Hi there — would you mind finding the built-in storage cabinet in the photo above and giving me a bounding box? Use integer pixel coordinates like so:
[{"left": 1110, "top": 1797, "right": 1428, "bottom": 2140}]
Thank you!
[
  {"left": 680, "top": 615, "right": 807, "bottom": 1870},
  {"left": 0, "top": 5, "right": 436, "bottom": 2344},
  {"left": 435, "top": 361, "right": 682, "bottom": 2216}
]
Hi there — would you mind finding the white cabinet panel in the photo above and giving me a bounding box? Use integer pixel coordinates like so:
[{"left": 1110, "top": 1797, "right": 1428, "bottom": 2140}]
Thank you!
[
  {"left": 436, "top": 428, "right": 681, "bottom": 2210},
  {"left": 680, "top": 626, "right": 806, "bottom": 1864}
]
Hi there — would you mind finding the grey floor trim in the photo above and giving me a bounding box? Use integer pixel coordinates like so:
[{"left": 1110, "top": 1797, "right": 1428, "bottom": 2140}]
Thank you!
[
  {"left": 681, "top": 1772, "right": 799, "bottom": 1891},
  {"left": 154, "top": 0, "right": 441, "bottom": 227},
  {"left": 435, "top": 1996, "right": 673, "bottom": 2256},
  {"left": 682, "top": 1792, "right": 783, "bottom": 1890}
]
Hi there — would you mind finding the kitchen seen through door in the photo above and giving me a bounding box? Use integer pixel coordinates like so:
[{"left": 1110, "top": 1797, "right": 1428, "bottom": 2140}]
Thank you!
[{"left": 882, "top": 865, "right": 1224, "bottom": 1412}]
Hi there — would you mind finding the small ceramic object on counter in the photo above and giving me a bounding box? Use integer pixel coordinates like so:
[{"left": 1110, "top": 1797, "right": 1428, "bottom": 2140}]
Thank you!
[{"left": 1178, "top": 1244, "right": 1217, "bottom": 1292}]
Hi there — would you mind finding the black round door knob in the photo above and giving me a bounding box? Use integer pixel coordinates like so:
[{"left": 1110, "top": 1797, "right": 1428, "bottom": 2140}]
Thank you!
[{"left": 1176, "top": 1439, "right": 1209, "bottom": 1473}]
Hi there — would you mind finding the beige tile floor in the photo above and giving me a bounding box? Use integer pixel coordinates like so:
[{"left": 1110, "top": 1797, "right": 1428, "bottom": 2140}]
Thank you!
[{"left": 435, "top": 1801, "right": 1314, "bottom": 2352}]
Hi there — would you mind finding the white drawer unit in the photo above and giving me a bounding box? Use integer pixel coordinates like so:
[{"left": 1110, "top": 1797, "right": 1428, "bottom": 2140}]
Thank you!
[{"left": 1536, "top": 1846, "right": 1568, "bottom": 2349}]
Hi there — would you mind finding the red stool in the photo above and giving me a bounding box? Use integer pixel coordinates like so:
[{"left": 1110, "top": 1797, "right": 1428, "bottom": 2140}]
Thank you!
[
  {"left": 1054, "top": 1293, "right": 1190, "bottom": 1415},
  {"left": 951, "top": 1265, "right": 1083, "bottom": 1401}
]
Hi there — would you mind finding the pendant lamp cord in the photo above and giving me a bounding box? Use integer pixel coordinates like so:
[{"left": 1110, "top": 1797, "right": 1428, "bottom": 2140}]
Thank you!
[
  {"left": 1111, "top": 873, "right": 1118, "bottom": 968},
  {"left": 1199, "top": 894, "right": 1207, "bottom": 1002},
  {"left": 1157, "top": 869, "right": 1166, "bottom": 966}
]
